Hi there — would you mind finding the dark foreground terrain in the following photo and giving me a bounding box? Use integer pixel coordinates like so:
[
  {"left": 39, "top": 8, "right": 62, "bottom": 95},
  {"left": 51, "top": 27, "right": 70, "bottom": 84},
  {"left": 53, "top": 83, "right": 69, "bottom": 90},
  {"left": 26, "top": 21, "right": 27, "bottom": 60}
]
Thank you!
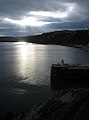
[{"left": 2, "top": 89, "right": 89, "bottom": 120}]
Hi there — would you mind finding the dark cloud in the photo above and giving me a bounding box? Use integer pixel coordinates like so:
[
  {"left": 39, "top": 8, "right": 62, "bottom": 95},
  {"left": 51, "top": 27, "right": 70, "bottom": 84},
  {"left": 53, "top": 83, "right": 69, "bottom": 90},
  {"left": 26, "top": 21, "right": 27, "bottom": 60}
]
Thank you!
[{"left": 0, "top": 0, "right": 89, "bottom": 36}]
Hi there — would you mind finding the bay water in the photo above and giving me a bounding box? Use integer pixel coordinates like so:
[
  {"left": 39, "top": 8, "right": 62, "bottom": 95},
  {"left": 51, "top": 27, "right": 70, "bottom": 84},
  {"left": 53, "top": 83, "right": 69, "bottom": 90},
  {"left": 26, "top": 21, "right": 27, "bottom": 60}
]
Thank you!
[{"left": 0, "top": 42, "right": 89, "bottom": 114}]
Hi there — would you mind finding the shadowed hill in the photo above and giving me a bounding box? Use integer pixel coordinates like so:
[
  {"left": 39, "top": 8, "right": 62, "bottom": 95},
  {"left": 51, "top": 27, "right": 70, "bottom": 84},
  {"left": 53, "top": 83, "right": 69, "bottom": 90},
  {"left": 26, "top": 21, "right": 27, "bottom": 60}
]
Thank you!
[{"left": 0, "top": 30, "right": 89, "bottom": 45}]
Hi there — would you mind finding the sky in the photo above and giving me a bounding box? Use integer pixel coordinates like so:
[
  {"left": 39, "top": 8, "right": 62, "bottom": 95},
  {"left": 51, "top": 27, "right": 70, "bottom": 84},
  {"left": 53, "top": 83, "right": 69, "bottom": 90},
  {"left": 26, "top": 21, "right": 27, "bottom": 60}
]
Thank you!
[{"left": 0, "top": 0, "right": 89, "bottom": 36}]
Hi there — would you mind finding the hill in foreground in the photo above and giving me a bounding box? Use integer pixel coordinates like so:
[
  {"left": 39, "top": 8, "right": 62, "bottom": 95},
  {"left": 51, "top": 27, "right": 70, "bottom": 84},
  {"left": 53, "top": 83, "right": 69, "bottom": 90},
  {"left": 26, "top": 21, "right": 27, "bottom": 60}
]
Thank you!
[{"left": 2, "top": 89, "right": 89, "bottom": 120}]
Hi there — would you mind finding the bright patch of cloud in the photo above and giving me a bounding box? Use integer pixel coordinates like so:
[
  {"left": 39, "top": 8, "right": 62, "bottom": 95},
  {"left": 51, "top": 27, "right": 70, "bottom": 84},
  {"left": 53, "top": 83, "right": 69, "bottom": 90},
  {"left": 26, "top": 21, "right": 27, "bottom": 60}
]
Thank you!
[
  {"left": 3, "top": 17, "right": 50, "bottom": 27},
  {"left": 29, "top": 3, "right": 75, "bottom": 19},
  {"left": 3, "top": 3, "right": 75, "bottom": 27},
  {"left": 30, "top": 11, "right": 67, "bottom": 18},
  {"left": 1, "top": 1, "right": 89, "bottom": 36}
]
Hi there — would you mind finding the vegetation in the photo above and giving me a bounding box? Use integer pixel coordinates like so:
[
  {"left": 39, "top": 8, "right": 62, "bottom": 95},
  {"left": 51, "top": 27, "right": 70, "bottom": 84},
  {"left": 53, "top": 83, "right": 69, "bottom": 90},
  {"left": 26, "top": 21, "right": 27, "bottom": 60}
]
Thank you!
[{"left": 0, "top": 30, "right": 89, "bottom": 45}]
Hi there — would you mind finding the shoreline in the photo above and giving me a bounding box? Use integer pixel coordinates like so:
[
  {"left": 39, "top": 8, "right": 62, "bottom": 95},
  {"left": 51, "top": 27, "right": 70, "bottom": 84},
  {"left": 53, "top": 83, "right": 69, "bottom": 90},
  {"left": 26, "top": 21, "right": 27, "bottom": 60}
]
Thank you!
[{"left": 0, "top": 40, "right": 89, "bottom": 55}]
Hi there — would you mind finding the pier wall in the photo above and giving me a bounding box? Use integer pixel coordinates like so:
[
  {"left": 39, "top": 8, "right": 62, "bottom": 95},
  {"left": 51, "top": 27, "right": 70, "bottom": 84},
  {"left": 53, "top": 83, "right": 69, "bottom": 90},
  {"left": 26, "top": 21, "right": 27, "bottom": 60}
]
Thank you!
[{"left": 51, "top": 66, "right": 89, "bottom": 89}]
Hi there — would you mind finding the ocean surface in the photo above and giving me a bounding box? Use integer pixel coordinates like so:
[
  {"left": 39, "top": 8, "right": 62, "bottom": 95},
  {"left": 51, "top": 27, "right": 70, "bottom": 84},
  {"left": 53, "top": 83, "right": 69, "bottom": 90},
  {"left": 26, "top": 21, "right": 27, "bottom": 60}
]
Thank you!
[{"left": 0, "top": 42, "right": 89, "bottom": 114}]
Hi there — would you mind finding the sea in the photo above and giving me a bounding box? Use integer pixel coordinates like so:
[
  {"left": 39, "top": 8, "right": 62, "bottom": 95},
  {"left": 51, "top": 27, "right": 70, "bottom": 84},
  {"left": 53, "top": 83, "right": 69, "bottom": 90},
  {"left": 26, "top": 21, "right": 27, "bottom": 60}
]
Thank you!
[{"left": 0, "top": 42, "right": 89, "bottom": 115}]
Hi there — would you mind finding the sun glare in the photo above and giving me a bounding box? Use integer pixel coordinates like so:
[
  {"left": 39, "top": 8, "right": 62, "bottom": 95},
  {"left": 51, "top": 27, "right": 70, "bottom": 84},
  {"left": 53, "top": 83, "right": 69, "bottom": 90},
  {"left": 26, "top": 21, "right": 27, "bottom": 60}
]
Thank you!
[
  {"left": 14, "top": 42, "right": 30, "bottom": 59},
  {"left": 19, "top": 42, "right": 28, "bottom": 58},
  {"left": 14, "top": 41, "right": 27, "bottom": 45},
  {"left": 21, "top": 45, "right": 28, "bottom": 58}
]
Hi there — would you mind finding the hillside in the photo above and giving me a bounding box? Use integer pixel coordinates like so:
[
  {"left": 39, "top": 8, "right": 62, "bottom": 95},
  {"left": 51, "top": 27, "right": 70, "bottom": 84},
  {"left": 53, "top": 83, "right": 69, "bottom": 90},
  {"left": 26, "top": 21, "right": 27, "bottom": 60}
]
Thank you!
[
  {"left": 2, "top": 89, "right": 89, "bottom": 120},
  {"left": 0, "top": 30, "right": 89, "bottom": 45}
]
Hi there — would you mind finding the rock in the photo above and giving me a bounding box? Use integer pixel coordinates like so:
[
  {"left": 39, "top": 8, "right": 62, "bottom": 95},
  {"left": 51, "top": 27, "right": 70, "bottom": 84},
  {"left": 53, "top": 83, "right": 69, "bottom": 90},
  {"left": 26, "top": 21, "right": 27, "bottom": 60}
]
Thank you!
[{"left": 2, "top": 89, "right": 89, "bottom": 120}]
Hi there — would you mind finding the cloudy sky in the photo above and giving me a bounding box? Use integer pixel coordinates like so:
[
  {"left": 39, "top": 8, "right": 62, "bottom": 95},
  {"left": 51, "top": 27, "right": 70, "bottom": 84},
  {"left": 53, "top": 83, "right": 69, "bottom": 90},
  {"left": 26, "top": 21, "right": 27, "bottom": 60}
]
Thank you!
[{"left": 0, "top": 0, "right": 89, "bottom": 36}]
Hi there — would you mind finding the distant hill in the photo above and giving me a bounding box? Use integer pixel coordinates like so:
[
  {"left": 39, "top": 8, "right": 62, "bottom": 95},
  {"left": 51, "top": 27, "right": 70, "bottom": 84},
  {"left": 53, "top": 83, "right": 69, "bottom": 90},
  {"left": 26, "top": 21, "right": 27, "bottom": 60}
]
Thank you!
[{"left": 0, "top": 30, "right": 89, "bottom": 45}]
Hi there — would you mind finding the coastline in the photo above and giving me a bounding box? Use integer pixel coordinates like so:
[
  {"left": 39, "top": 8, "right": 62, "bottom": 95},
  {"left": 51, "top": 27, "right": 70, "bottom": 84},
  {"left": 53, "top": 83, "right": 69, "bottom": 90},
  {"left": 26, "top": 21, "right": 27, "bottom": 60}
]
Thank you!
[{"left": 0, "top": 30, "right": 89, "bottom": 119}]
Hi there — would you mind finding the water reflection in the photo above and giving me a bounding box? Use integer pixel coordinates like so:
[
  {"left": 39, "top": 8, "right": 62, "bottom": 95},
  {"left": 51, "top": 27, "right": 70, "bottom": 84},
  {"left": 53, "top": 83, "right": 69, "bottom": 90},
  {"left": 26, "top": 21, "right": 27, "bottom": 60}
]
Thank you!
[
  {"left": 13, "top": 43, "right": 89, "bottom": 86},
  {"left": 14, "top": 42, "right": 38, "bottom": 85},
  {"left": 20, "top": 42, "right": 28, "bottom": 60},
  {"left": 1, "top": 43, "right": 89, "bottom": 114},
  {"left": 12, "top": 88, "right": 26, "bottom": 95},
  {"left": 14, "top": 42, "right": 50, "bottom": 86},
  {"left": 15, "top": 42, "right": 32, "bottom": 70}
]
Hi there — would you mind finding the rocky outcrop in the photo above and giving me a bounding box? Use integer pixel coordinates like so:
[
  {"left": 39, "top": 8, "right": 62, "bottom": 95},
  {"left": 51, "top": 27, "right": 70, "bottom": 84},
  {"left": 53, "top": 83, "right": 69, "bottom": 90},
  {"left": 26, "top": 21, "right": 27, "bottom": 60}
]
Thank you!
[{"left": 2, "top": 89, "right": 89, "bottom": 120}]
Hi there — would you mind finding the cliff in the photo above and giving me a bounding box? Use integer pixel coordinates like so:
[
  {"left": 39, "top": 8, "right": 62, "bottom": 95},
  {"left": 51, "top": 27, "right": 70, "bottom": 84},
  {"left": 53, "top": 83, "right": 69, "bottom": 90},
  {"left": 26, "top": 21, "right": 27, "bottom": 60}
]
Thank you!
[{"left": 2, "top": 89, "right": 89, "bottom": 120}]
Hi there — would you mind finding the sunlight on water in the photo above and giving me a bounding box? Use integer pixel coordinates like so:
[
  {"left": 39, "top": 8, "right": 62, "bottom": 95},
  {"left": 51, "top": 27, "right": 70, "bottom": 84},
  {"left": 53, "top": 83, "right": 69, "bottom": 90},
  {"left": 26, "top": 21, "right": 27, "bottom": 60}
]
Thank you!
[
  {"left": 1, "top": 42, "right": 89, "bottom": 114},
  {"left": 11, "top": 88, "right": 26, "bottom": 95},
  {"left": 17, "top": 42, "right": 32, "bottom": 66},
  {"left": 10, "top": 43, "right": 89, "bottom": 86},
  {"left": 20, "top": 42, "right": 28, "bottom": 59},
  {"left": 13, "top": 41, "right": 28, "bottom": 45},
  {"left": 14, "top": 42, "right": 39, "bottom": 85},
  {"left": 14, "top": 42, "right": 34, "bottom": 59}
]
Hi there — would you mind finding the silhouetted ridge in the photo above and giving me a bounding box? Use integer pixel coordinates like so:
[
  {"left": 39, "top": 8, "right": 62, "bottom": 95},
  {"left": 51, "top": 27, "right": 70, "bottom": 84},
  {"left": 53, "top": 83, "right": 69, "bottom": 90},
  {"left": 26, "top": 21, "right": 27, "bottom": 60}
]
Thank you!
[{"left": 0, "top": 30, "right": 89, "bottom": 45}]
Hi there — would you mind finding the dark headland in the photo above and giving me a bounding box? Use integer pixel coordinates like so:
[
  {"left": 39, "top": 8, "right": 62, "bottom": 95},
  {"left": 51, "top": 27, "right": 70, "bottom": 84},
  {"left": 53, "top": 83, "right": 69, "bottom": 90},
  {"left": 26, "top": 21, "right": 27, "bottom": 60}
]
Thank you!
[{"left": 0, "top": 30, "right": 89, "bottom": 46}]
